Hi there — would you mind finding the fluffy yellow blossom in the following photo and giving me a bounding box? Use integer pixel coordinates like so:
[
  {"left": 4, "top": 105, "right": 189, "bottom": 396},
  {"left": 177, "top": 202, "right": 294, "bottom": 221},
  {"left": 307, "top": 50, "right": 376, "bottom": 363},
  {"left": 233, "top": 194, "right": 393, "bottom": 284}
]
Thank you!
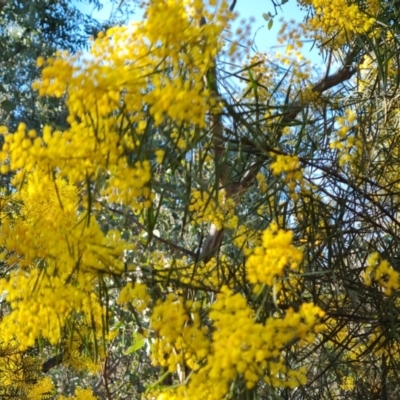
[
  {"left": 148, "top": 286, "right": 325, "bottom": 400},
  {"left": 150, "top": 294, "right": 210, "bottom": 373},
  {"left": 58, "top": 387, "right": 98, "bottom": 400},
  {"left": 27, "top": 377, "right": 54, "bottom": 400},
  {"left": 364, "top": 252, "right": 400, "bottom": 295},
  {"left": 155, "top": 287, "right": 325, "bottom": 399},
  {"left": 233, "top": 224, "right": 261, "bottom": 255},
  {"left": 298, "top": 0, "right": 377, "bottom": 47},
  {"left": 155, "top": 149, "right": 165, "bottom": 163},
  {"left": 246, "top": 221, "right": 303, "bottom": 286},
  {"left": 340, "top": 376, "right": 355, "bottom": 391},
  {"left": 256, "top": 172, "right": 267, "bottom": 193},
  {"left": 0, "top": 0, "right": 234, "bottom": 216},
  {"left": 0, "top": 168, "right": 132, "bottom": 350},
  {"left": 118, "top": 282, "right": 151, "bottom": 312},
  {"left": 189, "top": 189, "right": 238, "bottom": 230},
  {"left": 329, "top": 108, "right": 360, "bottom": 165},
  {"left": 271, "top": 154, "right": 300, "bottom": 175}
]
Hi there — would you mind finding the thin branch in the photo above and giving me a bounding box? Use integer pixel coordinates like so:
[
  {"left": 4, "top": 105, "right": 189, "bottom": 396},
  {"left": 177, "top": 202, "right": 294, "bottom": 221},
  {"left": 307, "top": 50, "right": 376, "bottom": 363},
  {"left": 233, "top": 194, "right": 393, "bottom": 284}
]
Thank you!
[
  {"left": 107, "top": 206, "right": 196, "bottom": 258},
  {"left": 281, "top": 49, "right": 359, "bottom": 123},
  {"left": 42, "top": 352, "right": 64, "bottom": 373},
  {"left": 102, "top": 355, "right": 112, "bottom": 400}
]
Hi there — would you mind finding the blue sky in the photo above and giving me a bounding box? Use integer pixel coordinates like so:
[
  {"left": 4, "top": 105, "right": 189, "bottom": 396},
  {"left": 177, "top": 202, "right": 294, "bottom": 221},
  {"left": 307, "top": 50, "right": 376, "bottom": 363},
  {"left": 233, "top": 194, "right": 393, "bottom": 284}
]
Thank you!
[
  {"left": 234, "top": 0, "right": 322, "bottom": 64},
  {"left": 235, "top": 0, "right": 304, "bottom": 50}
]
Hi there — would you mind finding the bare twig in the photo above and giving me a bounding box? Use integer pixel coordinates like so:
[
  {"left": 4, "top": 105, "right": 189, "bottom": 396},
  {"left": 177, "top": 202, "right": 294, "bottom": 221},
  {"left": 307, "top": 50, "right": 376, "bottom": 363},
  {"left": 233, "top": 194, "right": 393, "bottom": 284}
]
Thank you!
[
  {"left": 229, "top": 0, "right": 237, "bottom": 12},
  {"left": 42, "top": 352, "right": 64, "bottom": 373},
  {"left": 282, "top": 51, "right": 359, "bottom": 123},
  {"left": 102, "top": 355, "right": 112, "bottom": 400},
  {"left": 107, "top": 206, "right": 196, "bottom": 258},
  {"left": 312, "top": 64, "right": 356, "bottom": 93},
  {"left": 93, "top": 356, "right": 123, "bottom": 395}
]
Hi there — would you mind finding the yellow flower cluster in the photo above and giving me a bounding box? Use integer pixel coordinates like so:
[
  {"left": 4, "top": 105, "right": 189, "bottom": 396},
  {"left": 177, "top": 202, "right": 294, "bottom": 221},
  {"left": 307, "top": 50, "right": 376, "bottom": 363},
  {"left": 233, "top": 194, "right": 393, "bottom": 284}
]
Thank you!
[
  {"left": 0, "top": 0, "right": 235, "bottom": 217},
  {"left": 150, "top": 294, "right": 210, "bottom": 373},
  {"left": 102, "top": 160, "right": 153, "bottom": 209},
  {"left": 58, "top": 387, "right": 98, "bottom": 400},
  {"left": 340, "top": 376, "right": 355, "bottom": 391},
  {"left": 233, "top": 224, "right": 261, "bottom": 255},
  {"left": 0, "top": 121, "right": 153, "bottom": 211},
  {"left": 256, "top": 172, "right": 267, "bottom": 193},
  {"left": 271, "top": 155, "right": 300, "bottom": 175},
  {"left": 118, "top": 282, "right": 151, "bottom": 312},
  {"left": 270, "top": 154, "right": 303, "bottom": 192},
  {"left": 0, "top": 168, "right": 131, "bottom": 352},
  {"left": 246, "top": 221, "right": 303, "bottom": 287},
  {"left": 0, "top": 351, "right": 41, "bottom": 398},
  {"left": 189, "top": 189, "right": 238, "bottom": 230},
  {"left": 151, "top": 287, "right": 325, "bottom": 400},
  {"left": 330, "top": 109, "right": 360, "bottom": 166},
  {"left": 0, "top": 168, "right": 132, "bottom": 271},
  {"left": 63, "top": 328, "right": 105, "bottom": 374},
  {"left": 27, "top": 377, "right": 54, "bottom": 400},
  {"left": 208, "top": 286, "right": 314, "bottom": 390},
  {"left": 0, "top": 270, "right": 84, "bottom": 350},
  {"left": 298, "top": 0, "right": 377, "bottom": 47},
  {"left": 364, "top": 252, "right": 400, "bottom": 295},
  {"left": 34, "top": 0, "right": 230, "bottom": 128}
]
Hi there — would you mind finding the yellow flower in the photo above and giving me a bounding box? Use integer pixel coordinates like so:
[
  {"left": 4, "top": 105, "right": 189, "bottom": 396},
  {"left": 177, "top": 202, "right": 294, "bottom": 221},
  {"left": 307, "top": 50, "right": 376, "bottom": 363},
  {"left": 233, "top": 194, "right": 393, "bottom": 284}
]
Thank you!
[{"left": 246, "top": 222, "right": 303, "bottom": 287}]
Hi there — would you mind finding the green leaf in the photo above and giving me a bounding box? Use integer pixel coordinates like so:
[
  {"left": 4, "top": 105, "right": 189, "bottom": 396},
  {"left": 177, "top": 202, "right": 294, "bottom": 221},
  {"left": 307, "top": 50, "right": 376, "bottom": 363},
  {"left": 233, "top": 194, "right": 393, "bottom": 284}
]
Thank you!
[
  {"left": 123, "top": 334, "right": 145, "bottom": 355},
  {"left": 262, "top": 13, "right": 270, "bottom": 21},
  {"left": 1, "top": 100, "right": 15, "bottom": 113},
  {"left": 268, "top": 19, "right": 274, "bottom": 30}
]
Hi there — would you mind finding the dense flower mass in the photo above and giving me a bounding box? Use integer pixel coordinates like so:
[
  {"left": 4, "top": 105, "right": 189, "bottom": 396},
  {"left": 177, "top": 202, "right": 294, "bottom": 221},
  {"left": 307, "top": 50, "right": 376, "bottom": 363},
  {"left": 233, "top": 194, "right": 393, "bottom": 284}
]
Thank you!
[
  {"left": 189, "top": 189, "right": 238, "bottom": 229},
  {"left": 0, "top": 0, "right": 232, "bottom": 213},
  {"left": 0, "top": 1, "right": 248, "bottom": 396},
  {"left": 0, "top": 0, "right": 395, "bottom": 397},
  {"left": 364, "top": 252, "right": 400, "bottom": 295},
  {"left": 148, "top": 287, "right": 325, "bottom": 400},
  {"left": 298, "top": 0, "right": 378, "bottom": 47},
  {"left": 246, "top": 222, "right": 303, "bottom": 287}
]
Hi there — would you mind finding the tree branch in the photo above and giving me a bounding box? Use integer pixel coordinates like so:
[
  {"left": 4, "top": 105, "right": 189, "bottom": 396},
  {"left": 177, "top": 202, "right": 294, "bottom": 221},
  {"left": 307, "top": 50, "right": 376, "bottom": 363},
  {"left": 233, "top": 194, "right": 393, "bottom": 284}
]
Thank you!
[
  {"left": 107, "top": 206, "right": 196, "bottom": 258},
  {"left": 198, "top": 46, "right": 362, "bottom": 262},
  {"left": 42, "top": 352, "right": 64, "bottom": 373}
]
